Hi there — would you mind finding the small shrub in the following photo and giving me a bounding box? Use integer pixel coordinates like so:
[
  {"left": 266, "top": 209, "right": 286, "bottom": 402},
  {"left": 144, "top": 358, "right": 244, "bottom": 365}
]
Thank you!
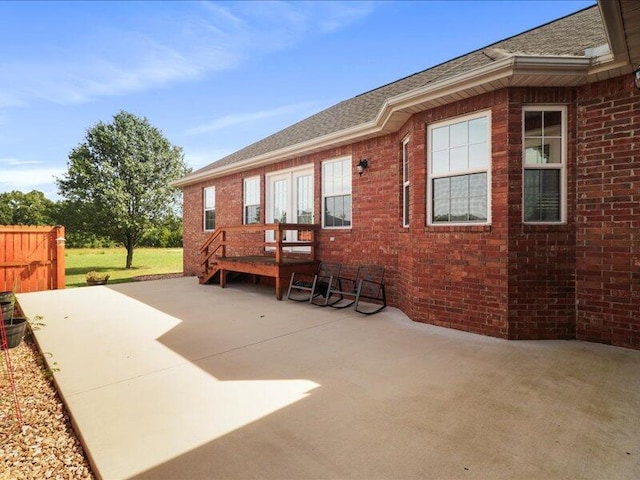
[{"left": 86, "top": 271, "right": 110, "bottom": 282}]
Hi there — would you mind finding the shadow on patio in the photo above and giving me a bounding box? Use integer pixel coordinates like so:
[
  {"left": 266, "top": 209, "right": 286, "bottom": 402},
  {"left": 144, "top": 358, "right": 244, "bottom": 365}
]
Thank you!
[{"left": 18, "top": 277, "right": 640, "bottom": 480}]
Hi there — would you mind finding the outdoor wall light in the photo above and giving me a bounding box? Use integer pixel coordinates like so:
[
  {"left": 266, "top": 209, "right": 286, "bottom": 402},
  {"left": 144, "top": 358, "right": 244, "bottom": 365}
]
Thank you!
[
  {"left": 634, "top": 67, "right": 640, "bottom": 90},
  {"left": 356, "top": 158, "right": 369, "bottom": 176}
]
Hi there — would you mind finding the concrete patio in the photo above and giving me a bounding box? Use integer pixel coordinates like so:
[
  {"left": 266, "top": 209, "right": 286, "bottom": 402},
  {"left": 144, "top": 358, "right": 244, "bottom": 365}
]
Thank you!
[{"left": 18, "top": 277, "right": 640, "bottom": 480}]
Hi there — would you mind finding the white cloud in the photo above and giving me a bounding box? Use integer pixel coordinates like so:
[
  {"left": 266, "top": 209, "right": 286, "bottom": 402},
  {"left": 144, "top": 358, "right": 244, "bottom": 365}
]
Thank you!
[
  {"left": 0, "top": 158, "right": 44, "bottom": 166},
  {"left": 183, "top": 148, "right": 235, "bottom": 170},
  {"left": 1, "top": 34, "right": 239, "bottom": 107},
  {"left": 0, "top": 2, "right": 376, "bottom": 108},
  {"left": 185, "top": 102, "right": 316, "bottom": 135},
  {"left": 310, "top": 2, "right": 376, "bottom": 34},
  {"left": 0, "top": 92, "right": 25, "bottom": 108},
  {"left": 0, "top": 167, "right": 64, "bottom": 193}
]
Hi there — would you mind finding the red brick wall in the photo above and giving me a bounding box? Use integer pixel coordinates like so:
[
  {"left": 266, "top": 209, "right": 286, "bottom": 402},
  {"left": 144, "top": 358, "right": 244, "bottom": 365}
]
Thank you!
[
  {"left": 400, "top": 91, "right": 511, "bottom": 338},
  {"left": 182, "top": 180, "right": 207, "bottom": 277},
  {"left": 575, "top": 76, "right": 640, "bottom": 349},
  {"left": 183, "top": 89, "right": 512, "bottom": 338},
  {"left": 182, "top": 172, "right": 253, "bottom": 276},
  {"left": 506, "top": 87, "right": 577, "bottom": 340},
  {"left": 181, "top": 77, "right": 640, "bottom": 349}
]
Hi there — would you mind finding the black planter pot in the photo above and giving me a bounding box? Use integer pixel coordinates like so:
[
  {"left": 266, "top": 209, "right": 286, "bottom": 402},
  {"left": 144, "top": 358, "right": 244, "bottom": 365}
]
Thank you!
[
  {"left": 2, "top": 317, "right": 27, "bottom": 349},
  {"left": 0, "top": 291, "right": 14, "bottom": 304},
  {"left": 1, "top": 302, "right": 14, "bottom": 319}
]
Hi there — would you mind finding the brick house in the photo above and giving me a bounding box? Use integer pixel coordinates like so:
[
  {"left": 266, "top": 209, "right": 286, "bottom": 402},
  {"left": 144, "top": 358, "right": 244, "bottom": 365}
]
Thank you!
[{"left": 173, "top": 1, "right": 640, "bottom": 350}]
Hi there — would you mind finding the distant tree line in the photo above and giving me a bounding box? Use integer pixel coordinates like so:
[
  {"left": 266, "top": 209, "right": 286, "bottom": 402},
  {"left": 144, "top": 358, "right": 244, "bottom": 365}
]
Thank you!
[{"left": 0, "top": 189, "right": 184, "bottom": 249}]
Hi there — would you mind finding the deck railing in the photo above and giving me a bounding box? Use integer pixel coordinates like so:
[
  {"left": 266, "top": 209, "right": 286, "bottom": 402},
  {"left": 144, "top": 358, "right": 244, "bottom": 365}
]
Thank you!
[{"left": 200, "top": 223, "right": 319, "bottom": 277}]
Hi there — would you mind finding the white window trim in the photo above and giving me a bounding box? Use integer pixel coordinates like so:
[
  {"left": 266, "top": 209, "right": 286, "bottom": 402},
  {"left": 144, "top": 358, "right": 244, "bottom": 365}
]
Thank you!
[
  {"left": 203, "top": 186, "right": 215, "bottom": 232},
  {"left": 402, "top": 137, "right": 410, "bottom": 228},
  {"left": 265, "top": 164, "right": 314, "bottom": 227},
  {"left": 322, "top": 155, "right": 352, "bottom": 229},
  {"left": 522, "top": 105, "right": 567, "bottom": 224},
  {"left": 265, "top": 165, "right": 314, "bottom": 253},
  {"left": 243, "top": 176, "right": 261, "bottom": 224},
  {"left": 426, "top": 110, "right": 492, "bottom": 226}
]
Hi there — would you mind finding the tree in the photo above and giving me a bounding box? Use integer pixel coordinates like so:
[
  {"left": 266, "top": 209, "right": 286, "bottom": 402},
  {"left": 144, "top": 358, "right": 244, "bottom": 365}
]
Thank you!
[
  {"left": 50, "top": 199, "right": 116, "bottom": 248},
  {"left": 57, "top": 111, "right": 189, "bottom": 268},
  {"left": 0, "top": 190, "right": 55, "bottom": 225},
  {"left": 139, "top": 213, "right": 183, "bottom": 248}
]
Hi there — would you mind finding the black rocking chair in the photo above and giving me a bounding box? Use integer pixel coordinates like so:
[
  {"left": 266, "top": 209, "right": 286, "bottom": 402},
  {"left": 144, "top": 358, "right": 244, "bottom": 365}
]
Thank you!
[
  {"left": 325, "top": 264, "right": 361, "bottom": 310},
  {"left": 287, "top": 262, "right": 341, "bottom": 305},
  {"left": 327, "top": 264, "right": 386, "bottom": 314},
  {"left": 353, "top": 265, "right": 386, "bottom": 315}
]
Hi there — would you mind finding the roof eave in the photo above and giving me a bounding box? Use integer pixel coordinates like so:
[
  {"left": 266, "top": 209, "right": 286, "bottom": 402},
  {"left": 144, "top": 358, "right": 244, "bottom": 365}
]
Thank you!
[
  {"left": 381, "top": 55, "right": 592, "bottom": 129},
  {"left": 597, "top": 0, "right": 630, "bottom": 63},
  {"left": 171, "top": 55, "right": 593, "bottom": 188}
]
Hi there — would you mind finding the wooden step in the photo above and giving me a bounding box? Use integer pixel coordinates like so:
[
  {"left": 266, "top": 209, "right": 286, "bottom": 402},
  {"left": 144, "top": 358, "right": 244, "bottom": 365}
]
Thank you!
[{"left": 199, "top": 265, "right": 220, "bottom": 285}]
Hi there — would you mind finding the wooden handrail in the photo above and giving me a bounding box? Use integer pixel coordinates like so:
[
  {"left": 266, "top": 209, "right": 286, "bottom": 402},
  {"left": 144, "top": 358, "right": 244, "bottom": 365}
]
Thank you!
[
  {"left": 205, "top": 240, "right": 318, "bottom": 249},
  {"left": 200, "top": 224, "right": 316, "bottom": 253},
  {"left": 215, "top": 223, "right": 320, "bottom": 233},
  {"left": 200, "top": 228, "right": 223, "bottom": 253},
  {"left": 200, "top": 243, "right": 223, "bottom": 267},
  {"left": 199, "top": 223, "right": 319, "bottom": 271}
]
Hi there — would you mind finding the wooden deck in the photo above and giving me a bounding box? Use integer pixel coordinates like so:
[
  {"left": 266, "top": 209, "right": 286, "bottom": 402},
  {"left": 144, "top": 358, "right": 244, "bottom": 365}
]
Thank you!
[
  {"left": 217, "top": 256, "right": 316, "bottom": 300},
  {"left": 199, "top": 224, "right": 319, "bottom": 300}
]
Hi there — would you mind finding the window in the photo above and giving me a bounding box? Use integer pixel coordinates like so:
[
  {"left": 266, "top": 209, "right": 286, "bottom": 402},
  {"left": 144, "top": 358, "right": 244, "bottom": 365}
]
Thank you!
[
  {"left": 523, "top": 106, "right": 566, "bottom": 223},
  {"left": 322, "top": 157, "right": 352, "bottom": 228},
  {"left": 243, "top": 177, "right": 260, "bottom": 224},
  {"left": 265, "top": 166, "right": 314, "bottom": 248},
  {"left": 427, "top": 112, "right": 490, "bottom": 224},
  {"left": 402, "top": 139, "right": 410, "bottom": 227},
  {"left": 203, "top": 187, "right": 215, "bottom": 231},
  {"left": 297, "top": 174, "right": 313, "bottom": 225}
]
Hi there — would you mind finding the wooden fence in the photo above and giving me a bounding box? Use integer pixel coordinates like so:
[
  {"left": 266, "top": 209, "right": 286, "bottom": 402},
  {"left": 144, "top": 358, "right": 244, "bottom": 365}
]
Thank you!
[{"left": 0, "top": 225, "right": 66, "bottom": 293}]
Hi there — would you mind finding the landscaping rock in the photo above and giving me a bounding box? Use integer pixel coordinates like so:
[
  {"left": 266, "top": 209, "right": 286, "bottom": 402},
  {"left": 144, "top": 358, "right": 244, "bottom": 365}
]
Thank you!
[{"left": 0, "top": 337, "right": 95, "bottom": 479}]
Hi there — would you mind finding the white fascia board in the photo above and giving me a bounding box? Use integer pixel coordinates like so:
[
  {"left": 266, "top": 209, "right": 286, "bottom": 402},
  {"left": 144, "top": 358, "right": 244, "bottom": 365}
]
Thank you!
[
  {"left": 597, "top": 0, "right": 629, "bottom": 63},
  {"left": 172, "top": 55, "right": 593, "bottom": 188},
  {"left": 170, "top": 122, "right": 380, "bottom": 187},
  {"left": 378, "top": 57, "right": 518, "bottom": 123}
]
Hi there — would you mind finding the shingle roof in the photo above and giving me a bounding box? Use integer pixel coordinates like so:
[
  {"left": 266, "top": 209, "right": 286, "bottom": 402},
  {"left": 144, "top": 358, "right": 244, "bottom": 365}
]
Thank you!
[{"left": 190, "top": 5, "right": 605, "bottom": 177}]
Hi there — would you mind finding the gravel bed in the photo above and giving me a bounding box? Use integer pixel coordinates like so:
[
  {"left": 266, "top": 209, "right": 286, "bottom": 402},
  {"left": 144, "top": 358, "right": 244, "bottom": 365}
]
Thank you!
[
  {"left": 132, "top": 272, "right": 184, "bottom": 282},
  {"left": 1, "top": 335, "right": 95, "bottom": 479}
]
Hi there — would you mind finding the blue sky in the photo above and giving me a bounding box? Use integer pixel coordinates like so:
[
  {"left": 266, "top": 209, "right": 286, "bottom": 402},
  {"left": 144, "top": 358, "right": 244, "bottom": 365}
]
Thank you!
[{"left": 0, "top": 0, "right": 594, "bottom": 199}]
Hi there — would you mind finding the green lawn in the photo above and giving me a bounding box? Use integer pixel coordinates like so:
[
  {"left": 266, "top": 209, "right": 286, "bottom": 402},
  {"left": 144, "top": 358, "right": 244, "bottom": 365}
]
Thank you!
[{"left": 65, "top": 248, "right": 183, "bottom": 288}]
